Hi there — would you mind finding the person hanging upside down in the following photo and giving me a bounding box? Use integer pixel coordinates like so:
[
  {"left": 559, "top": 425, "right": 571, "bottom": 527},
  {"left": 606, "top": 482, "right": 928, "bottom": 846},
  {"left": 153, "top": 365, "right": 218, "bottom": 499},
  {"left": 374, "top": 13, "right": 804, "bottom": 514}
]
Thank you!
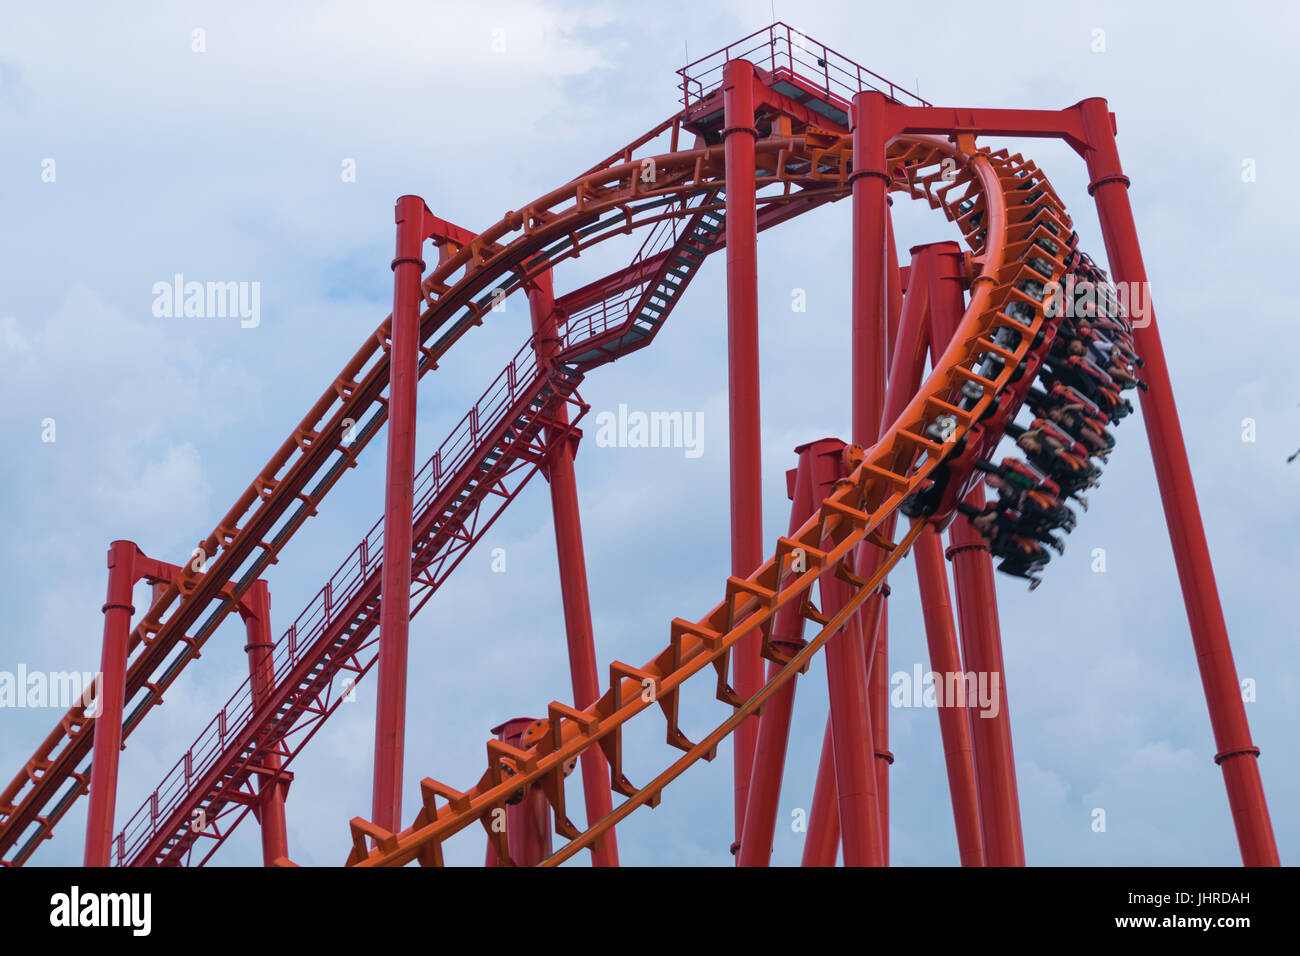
[
  {"left": 957, "top": 501, "right": 1051, "bottom": 589},
  {"left": 1025, "top": 385, "right": 1115, "bottom": 459},
  {"left": 974, "top": 457, "right": 1077, "bottom": 532},
  {"left": 1004, "top": 421, "right": 1098, "bottom": 506}
]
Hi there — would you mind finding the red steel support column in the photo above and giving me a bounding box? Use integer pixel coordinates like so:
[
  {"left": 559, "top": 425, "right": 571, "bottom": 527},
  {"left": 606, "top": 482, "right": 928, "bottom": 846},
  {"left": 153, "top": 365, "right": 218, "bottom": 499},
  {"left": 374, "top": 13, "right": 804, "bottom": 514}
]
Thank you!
[
  {"left": 869, "top": 205, "right": 903, "bottom": 863},
  {"left": 722, "top": 58, "right": 764, "bottom": 855},
  {"left": 885, "top": 206, "right": 904, "bottom": 353},
  {"left": 925, "top": 237, "right": 1025, "bottom": 866},
  {"left": 801, "top": 722, "right": 839, "bottom": 866},
  {"left": 946, "top": 507, "right": 1022, "bottom": 865},
  {"left": 241, "top": 580, "right": 289, "bottom": 865},
  {"left": 811, "top": 441, "right": 883, "bottom": 867},
  {"left": 737, "top": 444, "right": 818, "bottom": 865},
  {"left": 801, "top": 239, "right": 941, "bottom": 866},
  {"left": 847, "top": 89, "right": 893, "bottom": 865},
  {"left": 914, "top": 526, "right": 985, "bottom": 865},
  {"left": 527, "top": 271, "right": 619, "bottom": 867},
  {"left": 485, "top": 718, "right": 553, "bottom": 866},
  {"left": 371, "top": 194, "right": 430, "bottom": 834},
  {"left": 1076, "top": 98, "right": 1279, "bottom": 865},
  {"left": 868, "top": 604, "right": 891, "bottom": 863},
  {"left": 84, "top": 540, "right": 137, "bottom": 866},
  {"left": 822, "top": 613, "right": 882, "bottom": 866}
]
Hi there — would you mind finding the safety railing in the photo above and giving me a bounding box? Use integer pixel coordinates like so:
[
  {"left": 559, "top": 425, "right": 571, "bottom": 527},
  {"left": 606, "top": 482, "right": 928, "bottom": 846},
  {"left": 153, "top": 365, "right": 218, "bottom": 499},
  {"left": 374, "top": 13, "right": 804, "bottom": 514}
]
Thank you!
[
  {"left": 677, "top": 21, "right": 931, "bottom": 112},
  {"left": 112, "top": 335, "right": 549, "bottom": 865}
]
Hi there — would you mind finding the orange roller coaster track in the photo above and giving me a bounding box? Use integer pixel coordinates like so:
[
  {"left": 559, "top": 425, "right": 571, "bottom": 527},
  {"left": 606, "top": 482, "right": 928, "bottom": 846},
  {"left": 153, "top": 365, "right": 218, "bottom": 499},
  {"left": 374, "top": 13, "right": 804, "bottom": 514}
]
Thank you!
[{"left": 0, "top": 22, "right": 1278, "bottom": 868}]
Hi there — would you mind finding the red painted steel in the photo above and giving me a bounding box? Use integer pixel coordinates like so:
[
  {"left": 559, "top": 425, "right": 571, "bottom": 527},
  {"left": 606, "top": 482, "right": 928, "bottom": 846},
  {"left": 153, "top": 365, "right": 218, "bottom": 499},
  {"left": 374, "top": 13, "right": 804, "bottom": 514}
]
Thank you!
[
  {"left": 0, "top": 24, "right": 1275, "bottom": 872},
  {"left": 914, "top": 527, "right": 985, "bottom": 865},
  {"left": 801, "top": 722, "right": 839, "bottom": 866},
  {"left": 946, "top": 505, "right": 1023, "bottom": 865},
  {"left": 850, "top": 91, "right": 893, "bottom": 866},
  {"left": 84, "top": 540, "right": 137, "bottom": 867},
  {"left": 926, "top": 238, "right": 1027, "bottom": 867},
  {"left": 737, "top": 441, "right": 818, "bottom": 866},
  {"left": 809, "top": 440, "right": 883, "bottom": 867},
  {"left": 372, "top": 195, "right": 432, "bottom": 834},
  {"left": 240, "top": 580, "right": 289, "bottom": 866},
  {"left": 485, "top": 719, "right": 553, "bottom": 867},
  {"left": 1075, "top": 97, "right": 1279, "bottom": 866},
  {"left": 528, "top": 271, "right": 619, "bottom": 868},
  {"left": 722, "top": 57, "right": 765, "bottom": 856},
  {"left": 870, "top": 207, "right": 904, "bottom": 864}
]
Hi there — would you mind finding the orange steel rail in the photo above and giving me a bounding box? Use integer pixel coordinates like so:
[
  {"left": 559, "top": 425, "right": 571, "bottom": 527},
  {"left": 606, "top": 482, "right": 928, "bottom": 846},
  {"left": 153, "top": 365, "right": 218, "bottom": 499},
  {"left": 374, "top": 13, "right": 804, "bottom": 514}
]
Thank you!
[{"left": 336, "top": 141, "right": 1065, "bottom": 866}]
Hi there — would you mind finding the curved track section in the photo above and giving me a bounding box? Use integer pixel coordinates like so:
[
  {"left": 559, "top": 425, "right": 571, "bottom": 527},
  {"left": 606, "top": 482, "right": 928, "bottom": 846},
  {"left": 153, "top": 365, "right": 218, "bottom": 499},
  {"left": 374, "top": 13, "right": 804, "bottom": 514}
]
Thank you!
[
  {"left": 0, "top": 115, "right": 850, "bottom": 864},
  {"left": 337, "top": 139, "right": 1086, "bottom": 866},
  {"left": 2, "top": 65, "right": 1100, "bottom": 866}
]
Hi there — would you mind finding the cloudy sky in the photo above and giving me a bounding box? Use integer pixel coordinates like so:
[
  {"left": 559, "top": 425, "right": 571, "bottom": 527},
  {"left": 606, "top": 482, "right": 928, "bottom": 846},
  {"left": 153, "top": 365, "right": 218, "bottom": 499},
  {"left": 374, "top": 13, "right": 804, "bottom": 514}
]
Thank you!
[{"left": 1, "top": 0, "right": 1296, "bottom": 867}]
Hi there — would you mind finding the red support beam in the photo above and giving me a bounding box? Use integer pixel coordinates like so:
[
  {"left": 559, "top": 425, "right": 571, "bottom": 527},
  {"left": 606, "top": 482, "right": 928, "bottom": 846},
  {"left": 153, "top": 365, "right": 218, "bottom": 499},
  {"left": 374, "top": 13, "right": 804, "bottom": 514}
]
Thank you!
[
  {"left": 371, "top": 194, "right": 433, "bottom": 835},
  {"left": 485, "top": 718, "right": 553, "bottom": 867},
  {"left": 869, "top": 205, "right": 904, "bottom": 863},
  {"left": 913, "top": 526, "right": 985, "bottom": 866},
  {"left": 884, "top": 206, "right": 903, "bottom": 356},
  {"left": 946, "top": 504, "right": 1023, "bottom": 865},
  {"left": 84, "top": 540, "right": 138, "bottom": 867},
  {"left": 868, "top": 603, "right": 891, "bottom": 863},
  {"left": 737, "top": 444, "right": 818, "bottom": 866},
  {"left": 240, "top": 579, "right": 289, "bottom": 866},
  {"left": 801, "top": 721, "right": 839, "bottom": 866},
  {"left": 802, "top": 236, "right": 940, "bottom": 867},
  {"left": 527, "top": 271, "right": 619, "bottom": 867},
  {"left": 895, "top": 241, "right": 986, "bottom": 866},
  {"left": 882, "top": 103, "right": 1092, "bottom": 153},
  {"left": 924, "top": 239, "right": 1025, "bottom": 866},
  {"left": 810, "top": 440, "right": 884, "bottom": 867},
  {"left": 841, "top": 88, "right": 895, "bottom": 867},
  {"left": 1075, "top": 98, "right": 1279, "bottom": 866},
  {"left": 722, "top": 58, "right": 765, "bottom": 857},
  {"left": 850, "top": 90, "right": 891, "bottom": 450}
]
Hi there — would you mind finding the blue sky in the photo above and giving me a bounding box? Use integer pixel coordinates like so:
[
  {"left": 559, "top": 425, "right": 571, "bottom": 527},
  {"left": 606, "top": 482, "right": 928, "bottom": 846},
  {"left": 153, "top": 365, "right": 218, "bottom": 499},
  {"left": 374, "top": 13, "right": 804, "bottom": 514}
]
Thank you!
[{"left": 1, "top": 0, "right": 1296, "bottom": 866}]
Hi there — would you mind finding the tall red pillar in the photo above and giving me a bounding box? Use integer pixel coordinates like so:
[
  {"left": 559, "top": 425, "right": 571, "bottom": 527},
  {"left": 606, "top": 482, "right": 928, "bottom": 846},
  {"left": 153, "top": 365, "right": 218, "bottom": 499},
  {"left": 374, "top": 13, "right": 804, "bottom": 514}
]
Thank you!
[
  {"left": 811, "top": 441, "right": 884, "bottom": 867},
  {"left": 84, "top": 540, "right": 138, "bottom": 866},
  {"left": 924, "top": 238, "right": 1026, "bottom": 866},
  {"left": 485, "top": 718, "right": 553, "bottom": 867},
  {"left": 801, "top": 239, "right": 949, "bottom": 867},
  {"left": 371, "top": 194, "right": 431, "bottom": 834},
  {"left": 868, "top": 205, "right": 904, "bottom": 863},
  {"left": 722, "top": 57, "right": 765, "bottom": 856},
  {"left": 801, "top": 722, "right": 840, "bottom": 866},
  {"left": 241, "top": 580, "right": 289, "bottom": 866},
  {"left": 737, "top": 443, "right": 818, "bottom": 866},
  {"left": 527, "top": 271, "right": 619, "bottom": 867},
  {"left": 849, "top": 90, "right": 894, "bottom": 863},
  {"left": 946, "top": 500, "right": 1024, "bottom": 866},
  {"left": 914, "top": 527, "right": 985, "bottom": 865},
  {"left": 1076, "top": 98, "right": 1279, "bottom": 866}
]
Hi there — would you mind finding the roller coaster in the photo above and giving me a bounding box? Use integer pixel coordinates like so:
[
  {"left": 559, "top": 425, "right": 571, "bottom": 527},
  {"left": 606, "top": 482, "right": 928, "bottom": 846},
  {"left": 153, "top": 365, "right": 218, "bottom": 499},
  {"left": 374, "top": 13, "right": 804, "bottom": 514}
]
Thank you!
[{"left": 0, "top": 23, "right": 1279, "bottom": 867}]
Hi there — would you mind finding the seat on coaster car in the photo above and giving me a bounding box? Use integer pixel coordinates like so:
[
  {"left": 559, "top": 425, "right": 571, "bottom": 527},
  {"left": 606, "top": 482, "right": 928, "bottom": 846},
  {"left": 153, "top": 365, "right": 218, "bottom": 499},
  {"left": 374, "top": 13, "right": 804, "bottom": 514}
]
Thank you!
[
  {"left": 1029, "top": 417, "right": 1091, "bottom": 459},
  {"left": 1047, "top": 383, "right": 1106, "bottom": 422}
]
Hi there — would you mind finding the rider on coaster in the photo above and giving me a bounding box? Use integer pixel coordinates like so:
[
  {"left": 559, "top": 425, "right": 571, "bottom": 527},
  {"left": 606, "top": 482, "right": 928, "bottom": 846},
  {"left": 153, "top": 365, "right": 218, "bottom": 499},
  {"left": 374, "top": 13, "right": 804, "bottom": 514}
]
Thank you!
[
  {"left": 974, "top": 458, "right": 1077, "bottom": 533},
  {"left": 1004, "top": 420, "right": 1098, "bottom": 506},
  {"left": 957, "top": 501, "right": 1051, "bottom": 590},
  {"left": 1025, "top": 385, "right": 1115, "bottom": 459}
]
